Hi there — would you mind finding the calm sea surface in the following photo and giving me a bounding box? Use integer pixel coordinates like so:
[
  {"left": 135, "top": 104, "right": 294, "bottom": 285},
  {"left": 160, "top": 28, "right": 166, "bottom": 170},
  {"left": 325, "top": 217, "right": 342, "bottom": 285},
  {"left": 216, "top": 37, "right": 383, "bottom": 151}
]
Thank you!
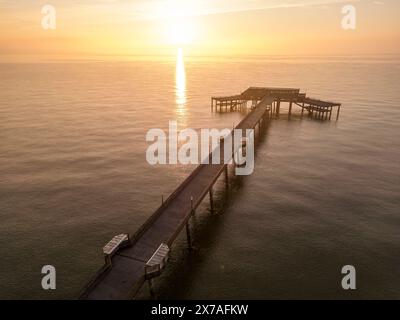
[{"left": 0, "top": 56, "right": 399, "bottom": 299}]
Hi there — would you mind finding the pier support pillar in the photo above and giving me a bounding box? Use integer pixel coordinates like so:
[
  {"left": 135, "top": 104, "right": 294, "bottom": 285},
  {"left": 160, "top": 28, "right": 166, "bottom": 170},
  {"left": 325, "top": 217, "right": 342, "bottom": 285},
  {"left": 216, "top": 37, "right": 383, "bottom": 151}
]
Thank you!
[
  {"left": 264, "top": 108, "right": 269, "bottom": 121},
  {"left": 288, "top": 100, "right": 293, "bottom": 118},
  {"left": 148, "top": 279, "right": 156, "bottom": 299},
  {"left": 209, "top": 189, "right": 214, "bottom": 213},
  {"left": 272, "top": 101, "right": 276, "bottom": 115},
  {"left": 276, "top": 99, "right": 281, "bottom": 117},
  {"left": 336, "top": 106, "right": 341, "bottom": 120},
  {"left": 224, "top": 165, "right": 229, "bottom": 189},
  {"left": 186, "top": 220, "right": 193, "bottom": 251}
]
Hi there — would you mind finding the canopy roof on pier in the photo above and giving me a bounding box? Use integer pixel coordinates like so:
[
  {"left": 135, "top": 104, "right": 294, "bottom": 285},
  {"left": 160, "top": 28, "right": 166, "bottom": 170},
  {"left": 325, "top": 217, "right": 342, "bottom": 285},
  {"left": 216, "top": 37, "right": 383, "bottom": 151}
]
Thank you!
[
  {"left": 241, "top": 87, "right": 301, "bottom": 100},
  {"left": 300, "top": 97, "right": 341, "bottom": 108},
  {"left": 212, "top": 94, "right": 244, "bottom": 101}
]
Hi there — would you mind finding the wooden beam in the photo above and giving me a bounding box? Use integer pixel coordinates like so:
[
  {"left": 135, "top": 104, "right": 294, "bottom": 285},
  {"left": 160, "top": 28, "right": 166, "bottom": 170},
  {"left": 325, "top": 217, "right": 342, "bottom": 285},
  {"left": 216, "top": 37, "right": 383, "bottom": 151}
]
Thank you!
[
  {"left": 186, "top": 221, "right": 192, "bottom": 250},
  {"left": 336, "top": 105, "right": 341, "bottom": 120},
  {"left": 276, "top": 99, "right": 281, "bottom": 116},
  {"left": 209, "top": 189, "right": 214, "bottom": 213}
]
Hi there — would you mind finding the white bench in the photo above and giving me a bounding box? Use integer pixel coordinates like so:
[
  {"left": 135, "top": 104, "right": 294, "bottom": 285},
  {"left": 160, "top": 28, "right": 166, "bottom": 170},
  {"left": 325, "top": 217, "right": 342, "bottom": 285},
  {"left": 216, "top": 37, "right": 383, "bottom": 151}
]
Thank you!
[
  {"left": 145, "top": 243, "right": 170, "bottom": 279},
  {"left": 103, "top": 234, "right": 129, "bottom": 258}
]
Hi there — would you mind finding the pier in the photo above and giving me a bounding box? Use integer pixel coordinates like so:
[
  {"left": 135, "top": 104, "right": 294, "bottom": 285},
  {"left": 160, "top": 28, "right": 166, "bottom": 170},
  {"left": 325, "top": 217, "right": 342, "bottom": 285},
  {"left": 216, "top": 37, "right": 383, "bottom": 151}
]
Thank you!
[
  {"left": 211, "top": 87, "right": 341, "bottom": 120},
  {"left": 80, "top": 87, "right": 341, "bottom": 300}
]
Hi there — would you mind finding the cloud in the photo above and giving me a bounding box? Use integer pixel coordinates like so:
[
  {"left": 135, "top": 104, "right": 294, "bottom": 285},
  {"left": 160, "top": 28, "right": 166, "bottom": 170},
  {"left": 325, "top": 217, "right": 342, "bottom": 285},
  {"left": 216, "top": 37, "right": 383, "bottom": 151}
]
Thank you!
[
  {"left": 128, "top": 0, "right": 360, "bottom": 20},
  {"left": 0, "top": 0, "right": 360, "bottom": 20}
]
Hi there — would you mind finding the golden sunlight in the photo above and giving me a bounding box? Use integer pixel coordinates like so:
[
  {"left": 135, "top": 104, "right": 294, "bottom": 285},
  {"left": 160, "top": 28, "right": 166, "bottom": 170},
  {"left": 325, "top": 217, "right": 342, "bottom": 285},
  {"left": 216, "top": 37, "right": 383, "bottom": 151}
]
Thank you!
[{"left": 165, "top": 19, "right": 196, "bottom": 45}]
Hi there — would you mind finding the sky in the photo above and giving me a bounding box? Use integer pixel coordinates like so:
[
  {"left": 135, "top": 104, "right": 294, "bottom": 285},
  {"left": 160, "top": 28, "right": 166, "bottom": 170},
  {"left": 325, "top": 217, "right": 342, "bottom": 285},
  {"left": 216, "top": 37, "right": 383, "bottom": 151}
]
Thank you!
[{"left": 0, "top": 0, "right": 399, "bottom": 60}]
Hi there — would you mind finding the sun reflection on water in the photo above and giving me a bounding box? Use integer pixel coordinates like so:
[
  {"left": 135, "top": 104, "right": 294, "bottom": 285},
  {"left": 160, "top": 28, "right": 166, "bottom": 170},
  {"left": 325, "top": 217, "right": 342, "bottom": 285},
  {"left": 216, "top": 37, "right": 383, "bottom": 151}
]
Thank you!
[{"left": 175, "top": 48, "right": 187, "bottom": 118}]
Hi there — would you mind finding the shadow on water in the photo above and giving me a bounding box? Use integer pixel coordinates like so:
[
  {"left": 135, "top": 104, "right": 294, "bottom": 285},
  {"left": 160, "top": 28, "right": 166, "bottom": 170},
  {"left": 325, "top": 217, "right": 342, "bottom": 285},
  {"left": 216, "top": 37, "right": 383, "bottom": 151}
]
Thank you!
[{"left": 136, "top": 118, "right": 272, "bottom": 300}]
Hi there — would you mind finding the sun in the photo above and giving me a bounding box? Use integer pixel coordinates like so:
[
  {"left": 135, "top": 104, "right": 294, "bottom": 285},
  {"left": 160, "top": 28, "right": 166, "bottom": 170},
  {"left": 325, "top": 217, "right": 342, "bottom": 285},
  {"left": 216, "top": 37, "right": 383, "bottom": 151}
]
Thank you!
[{"left": 165, "top": 19, "right": 196, "bottom": 45}]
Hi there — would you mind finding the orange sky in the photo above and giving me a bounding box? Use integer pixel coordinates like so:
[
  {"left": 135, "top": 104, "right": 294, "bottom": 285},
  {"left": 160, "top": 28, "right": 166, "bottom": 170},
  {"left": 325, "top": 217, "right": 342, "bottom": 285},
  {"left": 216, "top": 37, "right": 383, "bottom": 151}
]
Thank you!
[{"left": 0, "top": 0, "right": 399, "bottom": 61}]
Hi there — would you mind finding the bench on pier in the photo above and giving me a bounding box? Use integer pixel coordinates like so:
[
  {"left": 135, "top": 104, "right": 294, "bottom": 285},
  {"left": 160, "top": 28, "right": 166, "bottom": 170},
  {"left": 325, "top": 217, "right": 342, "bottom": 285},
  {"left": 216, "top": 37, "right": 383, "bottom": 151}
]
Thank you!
[
  {"left": 103, "top": 234, "right": 130, "bottom": 263},
  {"left": 145, "top": 243, "right": 170, "bottom": 279}
]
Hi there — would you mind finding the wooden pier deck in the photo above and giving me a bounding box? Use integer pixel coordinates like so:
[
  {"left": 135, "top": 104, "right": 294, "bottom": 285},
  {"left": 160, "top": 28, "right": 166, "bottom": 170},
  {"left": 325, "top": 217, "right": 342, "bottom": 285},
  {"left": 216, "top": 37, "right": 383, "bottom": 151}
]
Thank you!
[
  {"left": 295, "top": 97, "right": 342, "bottom": 120},
  {"left": 80, "top": 97, "right": 273, "bottom": 300},
  {"left": 211, "top": 87, "right": 341, "bottom": 120}
]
